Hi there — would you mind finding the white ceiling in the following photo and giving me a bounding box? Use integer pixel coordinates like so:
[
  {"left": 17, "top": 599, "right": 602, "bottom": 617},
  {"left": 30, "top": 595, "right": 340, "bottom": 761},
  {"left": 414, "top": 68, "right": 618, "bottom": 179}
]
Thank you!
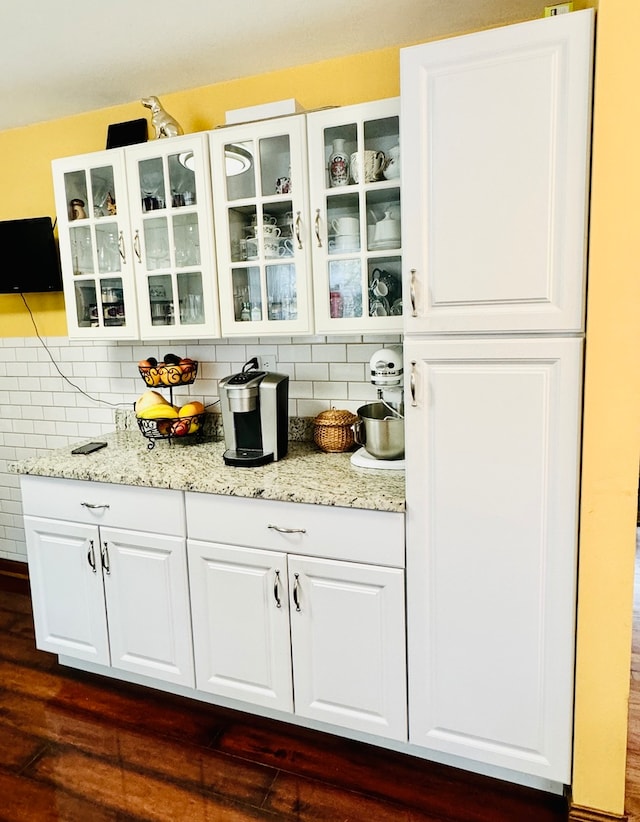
[{"left": 1, "top": 0, "right": 544, "bottom": 133}]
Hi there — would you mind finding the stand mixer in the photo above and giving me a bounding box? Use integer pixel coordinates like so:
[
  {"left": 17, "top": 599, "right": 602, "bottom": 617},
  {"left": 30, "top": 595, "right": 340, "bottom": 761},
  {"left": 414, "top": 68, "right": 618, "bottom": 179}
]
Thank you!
[{"left": 350, "top": 346, "right": 405, "bottom": 470}]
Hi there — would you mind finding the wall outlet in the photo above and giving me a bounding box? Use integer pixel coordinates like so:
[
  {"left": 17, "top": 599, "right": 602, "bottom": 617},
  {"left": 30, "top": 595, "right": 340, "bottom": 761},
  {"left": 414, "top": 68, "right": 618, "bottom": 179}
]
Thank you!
[
  {"left": 544, "top": 2, "right": 573, "bottom": 16},
  {"left": 257, "top": 355, "right": 278, "bottom": 372}
]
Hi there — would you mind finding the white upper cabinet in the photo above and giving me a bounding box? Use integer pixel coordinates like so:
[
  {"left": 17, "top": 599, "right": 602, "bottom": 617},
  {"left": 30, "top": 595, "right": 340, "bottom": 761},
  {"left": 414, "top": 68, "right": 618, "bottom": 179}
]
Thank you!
[
  {"left": 307, "top": 99, "right": 403, "bottom": 333},
  {"left": 53, "top": 134, "right": 221, "bottom": 340},
  {"left": 53, "top": 150, "right": 139, "bottom": 339},
  {"left": 401, "top": 10, "right": 594, "bottom": 334},
  {"left": 124, "top": 134, "right": 221, "bottom": 339},
  {"left": 208, "top": 115, "right": 314, "bottom": 336}
]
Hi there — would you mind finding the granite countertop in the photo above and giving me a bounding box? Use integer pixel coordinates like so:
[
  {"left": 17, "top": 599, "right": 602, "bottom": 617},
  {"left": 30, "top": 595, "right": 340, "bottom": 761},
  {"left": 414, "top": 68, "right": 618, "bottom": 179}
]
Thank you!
[{"left": 11, "top": 429, "right": 405, "bottom": 514}]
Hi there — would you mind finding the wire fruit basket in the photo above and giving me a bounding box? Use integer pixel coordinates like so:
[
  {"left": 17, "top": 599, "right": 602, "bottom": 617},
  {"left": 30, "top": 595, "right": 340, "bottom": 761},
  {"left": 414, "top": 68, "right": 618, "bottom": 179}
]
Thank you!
[
  {"left": 136, "top": 413, "right": 206, "bottom": 449},
  {"left": 135, "top": 354, "right": 205, "bottom": 449},
  {"left": 138, "top": 360, "right": 198, "bottom": 387}
]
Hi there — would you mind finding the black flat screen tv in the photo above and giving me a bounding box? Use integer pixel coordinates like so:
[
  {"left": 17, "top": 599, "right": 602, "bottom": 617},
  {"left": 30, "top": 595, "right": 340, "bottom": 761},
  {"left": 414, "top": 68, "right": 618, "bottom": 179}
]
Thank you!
[{"left": 0, "top": 217, "right": 63, "bottom": 293}]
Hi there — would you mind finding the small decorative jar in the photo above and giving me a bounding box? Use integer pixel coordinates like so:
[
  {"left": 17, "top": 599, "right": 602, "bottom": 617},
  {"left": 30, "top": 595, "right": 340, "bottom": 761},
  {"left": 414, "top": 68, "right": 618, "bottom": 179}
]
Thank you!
[
  {"left": 328, "top": 138, "right": 349, "bottom": 187},
  {"left": 313, "top": 408, "right": 358, "bottom": 452}
]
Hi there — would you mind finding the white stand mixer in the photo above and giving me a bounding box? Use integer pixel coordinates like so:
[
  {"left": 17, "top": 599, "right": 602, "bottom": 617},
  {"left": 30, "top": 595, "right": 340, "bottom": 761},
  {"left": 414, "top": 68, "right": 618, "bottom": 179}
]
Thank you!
[{"left": 350, "top": 346, "right": 405, "bottom": 470}]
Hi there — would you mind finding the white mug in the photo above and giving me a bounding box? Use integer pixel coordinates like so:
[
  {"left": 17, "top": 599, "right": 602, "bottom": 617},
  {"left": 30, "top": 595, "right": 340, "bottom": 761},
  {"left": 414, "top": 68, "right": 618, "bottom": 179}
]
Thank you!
[
  {"left": 350, "top": 150, "right": 387, "bottom": 183},
  {"left": 264, "top": 239, "right": 280, "bottom": 258},
  {"left": 331, "top": 216, "right": 359, "bottom": 236},
  {"left": 279, "top": 238, "right": 294, "bottom": 256}
]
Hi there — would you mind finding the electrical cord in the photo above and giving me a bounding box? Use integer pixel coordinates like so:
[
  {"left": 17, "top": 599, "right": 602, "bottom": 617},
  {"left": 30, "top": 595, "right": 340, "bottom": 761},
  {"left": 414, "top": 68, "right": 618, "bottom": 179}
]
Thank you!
[{"left": 21, "top": 292, "right": 130, "bottom": 408}]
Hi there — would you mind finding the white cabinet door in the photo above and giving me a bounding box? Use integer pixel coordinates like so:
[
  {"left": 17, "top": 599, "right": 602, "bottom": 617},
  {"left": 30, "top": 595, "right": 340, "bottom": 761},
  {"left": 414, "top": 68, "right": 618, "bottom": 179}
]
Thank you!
[
  {"left": 24, "top": 516, "right": 110, "bottom": 665},
  {"left": 188, "top": 540, "right": 293, "bottom": 712},
  {"left": 125, "top": 133, "right": 221, "bottom": 339},
  {"left": 209, "top": 115, "right": 314, "bottom": 336},
  {"left": 404, "top": 337, "right": 582, "bottom": 781},
  {"left": 289, "top": 555, "right": 407, "bottom": 741},
  {"left": 53, "top": 150, "right": 139, "bottom": 340},
  {"left": 101, "top": 527, "right": 194, "bottom": 687},
  {"left": 307, "top": 99, "right": 403, "bottom": 333},
  {"left": 401, "top": 11, "right": 594, "bottom": 334}
]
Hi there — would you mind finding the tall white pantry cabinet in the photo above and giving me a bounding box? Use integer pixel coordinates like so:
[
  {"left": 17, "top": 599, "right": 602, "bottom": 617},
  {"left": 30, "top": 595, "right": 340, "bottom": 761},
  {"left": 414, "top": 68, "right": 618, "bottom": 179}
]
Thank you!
[{"left": 401, "top": 10, "right": 594, "bottom": 785}]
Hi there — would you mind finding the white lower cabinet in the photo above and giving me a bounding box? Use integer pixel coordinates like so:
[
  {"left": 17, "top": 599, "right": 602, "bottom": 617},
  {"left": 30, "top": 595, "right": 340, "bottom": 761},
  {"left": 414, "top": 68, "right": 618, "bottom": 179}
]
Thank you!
[
  {"left": 404, "top": 337, "right": 583, "bottom": 782},
  {"left": 22, "top": 477, "right": 194, "bottom": 688},
  {"left": 188, "top": 541, "right": 294, "bottom": 711},
  {"left": 288, "top": 554, "right": 406, "bottom": 740},
  {"left": 186, "top": 493, "right": 407, "bottom": 741}
]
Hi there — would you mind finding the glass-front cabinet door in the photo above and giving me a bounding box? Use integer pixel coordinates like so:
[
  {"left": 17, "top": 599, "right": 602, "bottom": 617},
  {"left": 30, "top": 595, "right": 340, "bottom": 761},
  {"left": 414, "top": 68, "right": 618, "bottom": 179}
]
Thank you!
[
  {"left": 307, "top": 99, "right": 402, "bottom": 333},
  {"left": 52, "top": 151, "right": 139, "bottom": 339},
  {"left": 125, "top": 133, "right": 220, "bottom": 339},
  {"left": 209, "top": 115, "right": 313, "bottom": 336}
]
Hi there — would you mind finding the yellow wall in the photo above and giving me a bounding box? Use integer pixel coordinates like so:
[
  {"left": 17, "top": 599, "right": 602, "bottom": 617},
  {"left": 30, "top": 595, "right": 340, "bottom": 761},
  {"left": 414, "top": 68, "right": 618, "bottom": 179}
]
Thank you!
[
  {"left": 571, "top": 0, "right": 640, "bottom": 814},
  {"left": 0, "top": 47, "right": 401, "bottom": 337},
  {"left": 1, "top": 4, "right": 638, "bottom": 816}
]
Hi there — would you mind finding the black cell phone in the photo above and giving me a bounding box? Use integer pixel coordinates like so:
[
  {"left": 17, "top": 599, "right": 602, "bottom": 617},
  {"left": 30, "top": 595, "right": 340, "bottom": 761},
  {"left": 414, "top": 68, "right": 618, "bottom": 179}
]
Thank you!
[{"left": 71, "top": 442, "right": 108, "bottom": 455}]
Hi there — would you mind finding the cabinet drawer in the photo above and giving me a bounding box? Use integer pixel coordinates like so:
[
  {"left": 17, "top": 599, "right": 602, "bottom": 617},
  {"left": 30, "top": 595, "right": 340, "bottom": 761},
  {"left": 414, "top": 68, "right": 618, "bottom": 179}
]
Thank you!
[
  {"left": 20, "top": 476, "right": 185, "bottom": 537},
  {"left": 185, "top": 492, "right": 404, "bottom": 567}
]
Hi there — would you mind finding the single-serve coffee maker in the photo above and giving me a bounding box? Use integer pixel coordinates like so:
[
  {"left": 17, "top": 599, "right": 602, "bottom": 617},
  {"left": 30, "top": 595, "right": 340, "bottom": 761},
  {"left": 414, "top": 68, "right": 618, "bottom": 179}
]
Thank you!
[{"left": 219, "top": 359, "right": 289, "bottom": 467}]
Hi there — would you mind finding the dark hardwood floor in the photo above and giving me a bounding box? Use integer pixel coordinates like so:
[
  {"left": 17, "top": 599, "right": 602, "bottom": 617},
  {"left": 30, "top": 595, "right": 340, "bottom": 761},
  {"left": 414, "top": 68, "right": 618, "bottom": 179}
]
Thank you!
[{"left": 0, "top": 569, "right": 568, "bottom": 821}]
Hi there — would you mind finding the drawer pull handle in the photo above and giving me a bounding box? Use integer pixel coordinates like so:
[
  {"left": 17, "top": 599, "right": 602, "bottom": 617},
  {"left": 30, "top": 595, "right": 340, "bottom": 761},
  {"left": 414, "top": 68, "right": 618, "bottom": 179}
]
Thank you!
[
  {"left": 293, "top": 573, "right": 301, "bottom": 612},
  {"left": 81, "top": 502, "right": 110, "bottom": 510},
  {"left": 268, "top": 524, "right": 307, "bottom": 534},
  {"left": 410, "top": 360, "right": 417, "bottom": 407},
  {"left": 273, "top": 570, "right": 282, "bottom": 608},
  {"left": 295, "top": 211, "right": 303, "bottom": 250},
  {"left": 118, "top": 230, "right": 126, "bottom": 263},
  {"left": 87, "top": 540, "right": 97, "bottom": 573},
  {"left": 134, "top": 229, "right": 142, "bottom": 263},
  {"left": 101, "top": 542, "right": 111, "bottom": 575},
  {"left": 314, "top": 209, "right": 322, "bottom": 248},
  {"left": 410, "top": 268, "right": 418, "bottom": 317}
]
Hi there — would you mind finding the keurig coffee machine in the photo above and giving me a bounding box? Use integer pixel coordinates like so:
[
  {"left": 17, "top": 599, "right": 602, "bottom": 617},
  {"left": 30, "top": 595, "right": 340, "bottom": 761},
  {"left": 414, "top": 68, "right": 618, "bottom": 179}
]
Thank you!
[{"left": 219, "top": 359, "right": 289, "bottom": 467}]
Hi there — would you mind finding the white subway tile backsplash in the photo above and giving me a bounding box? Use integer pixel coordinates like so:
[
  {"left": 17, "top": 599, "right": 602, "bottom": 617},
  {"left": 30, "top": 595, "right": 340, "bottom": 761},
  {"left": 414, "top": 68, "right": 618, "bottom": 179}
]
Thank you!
[
  {"left": 15, "top": 347, "right": 39, "bottom": 362},
  {"left": 329, "top": 362, "right": 365, "bottom": 382},
  {"left": 311, "top": 344, "right": 347, "bottom": 363},
  {"left": 313, "top": 381, "right": 349, "bottom": 400},
  {"left": 289, "top": 381, "right": 313, "bottom": 399},
  {"left": 277, "top": 344, "right": 311, "bottom": 362},
  {"left": 297, "top": 399, "right": 331, "bottom": 417},
  {"left": 0, "top": 333, "right": 403, "bottom": 562},
  {"left": 295, "top": 363, "right": 329, "bottom": 381}
]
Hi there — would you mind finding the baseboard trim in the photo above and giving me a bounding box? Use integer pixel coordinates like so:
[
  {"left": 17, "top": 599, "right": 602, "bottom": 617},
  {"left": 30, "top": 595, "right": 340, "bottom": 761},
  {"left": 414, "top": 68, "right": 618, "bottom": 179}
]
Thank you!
[
  {"left": 0, "top": 558, "right": 30, "bottom": 595},
  {"left": 569, "top": 803, "right": 628, "bottom": 821}
]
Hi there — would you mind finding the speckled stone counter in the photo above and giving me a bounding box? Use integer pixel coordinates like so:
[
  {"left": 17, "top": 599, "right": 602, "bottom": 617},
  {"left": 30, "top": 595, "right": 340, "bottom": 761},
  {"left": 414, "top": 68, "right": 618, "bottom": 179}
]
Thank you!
[{"left": 11, "top": 430, "right": 405, "bottom": 514}]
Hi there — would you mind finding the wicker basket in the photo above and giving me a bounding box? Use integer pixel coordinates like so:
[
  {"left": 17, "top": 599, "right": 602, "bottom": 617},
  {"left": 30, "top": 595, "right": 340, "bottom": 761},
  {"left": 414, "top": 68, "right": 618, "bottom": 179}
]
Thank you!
[{"left": 313, "top": 408, "right": 358, "bottom": 453}]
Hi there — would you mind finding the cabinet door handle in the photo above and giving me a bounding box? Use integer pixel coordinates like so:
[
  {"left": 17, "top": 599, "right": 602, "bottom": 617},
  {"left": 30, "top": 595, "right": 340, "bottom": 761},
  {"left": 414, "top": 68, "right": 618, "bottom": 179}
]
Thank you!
[
  {"left": 101, "top": 542, "right": 111, "bottom": 575},
  {"left": 81, "top": 502, "right": 110, "bottom": 510},
  {"left": 87, "top": 540, "right": 97, "bottom": 573},
  {"left": 410, "top": 360, "right": 417, "bottom": 407},
  {"left": 410, "top": 268, "right": 418, "bottom": 317},
  {"left": 133, "top": 229, "right": 142, "bottom": 263},
  {"left": 294, "top": 211, "right": 303, "bottom": 250},
  {"left": 292, "top": 573, "right": 301, "bottom": 612},
  {"left": 118, "top": 230, "right": 126, "bottom": 263},
  {"left": 314, "top": 209, "right": 322, "bottom": 247},
  {"left": 273, "top": 570, "right": 282, "bottom": 608},
  {"left": 268, "top": 524, "right": 307, "bottom": 534}
]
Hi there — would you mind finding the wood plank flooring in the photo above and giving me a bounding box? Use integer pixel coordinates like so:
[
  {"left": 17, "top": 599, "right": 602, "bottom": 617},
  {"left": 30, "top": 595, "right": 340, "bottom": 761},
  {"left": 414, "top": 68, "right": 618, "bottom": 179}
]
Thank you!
[{"left": 0, "top": 576, "right": 569, "bottom": 821}]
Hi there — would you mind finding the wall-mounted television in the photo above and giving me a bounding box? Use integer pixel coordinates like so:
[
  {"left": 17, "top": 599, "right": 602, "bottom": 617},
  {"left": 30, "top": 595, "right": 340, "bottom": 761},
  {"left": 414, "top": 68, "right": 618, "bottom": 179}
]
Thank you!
[{"left": 0, "top": 217, "right": 63, "bottom": 294}]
